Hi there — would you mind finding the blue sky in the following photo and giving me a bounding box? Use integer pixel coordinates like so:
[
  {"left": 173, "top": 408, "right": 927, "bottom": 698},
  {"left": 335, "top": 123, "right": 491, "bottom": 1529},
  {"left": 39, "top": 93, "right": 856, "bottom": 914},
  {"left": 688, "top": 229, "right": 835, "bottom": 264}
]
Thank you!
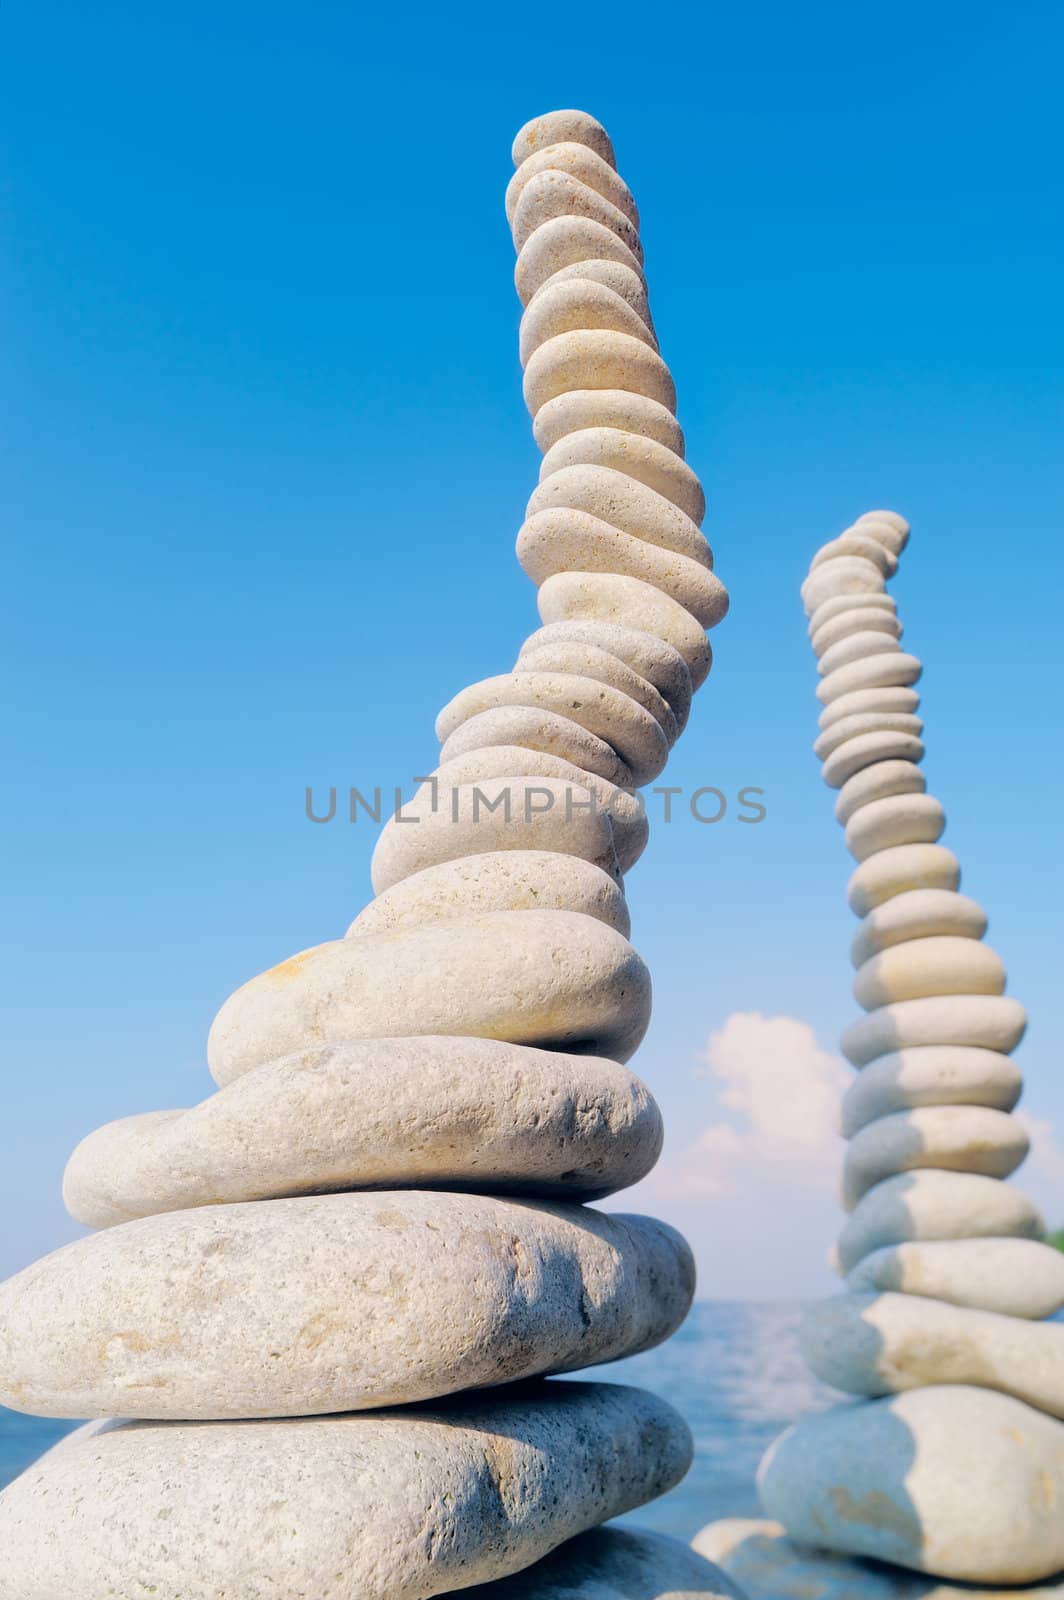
[{"left": 3, "top": 1, "right": 1061, "bottom": 1296}]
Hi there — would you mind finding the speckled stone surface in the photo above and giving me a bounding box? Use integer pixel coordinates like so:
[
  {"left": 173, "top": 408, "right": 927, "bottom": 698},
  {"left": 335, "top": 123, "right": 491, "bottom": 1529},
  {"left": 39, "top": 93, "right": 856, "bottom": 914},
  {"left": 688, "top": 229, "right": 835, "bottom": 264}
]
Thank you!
[
  {"left": 0, "top": 1382, "right": 693, "bottom": 1600},
  {"left": 64, "top": 1037, "right": 663, "bottom": 1226},
  {"left": 206, "top": 910, "right": 653, "bottom": 1085},
  {"left": 0, "top": 1192, "right": 694, "bottom": 1419}
]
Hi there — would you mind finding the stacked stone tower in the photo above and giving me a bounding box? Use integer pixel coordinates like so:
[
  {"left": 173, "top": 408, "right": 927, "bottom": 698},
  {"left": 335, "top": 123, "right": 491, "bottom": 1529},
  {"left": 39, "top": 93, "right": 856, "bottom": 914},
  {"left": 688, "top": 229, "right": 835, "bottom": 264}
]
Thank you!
[
  {"left": 0, "top": 111, "right": 739, "bottom": 1599},
  {"left": 696, "top": 511, "right": 1064, "bottom": 1592}
]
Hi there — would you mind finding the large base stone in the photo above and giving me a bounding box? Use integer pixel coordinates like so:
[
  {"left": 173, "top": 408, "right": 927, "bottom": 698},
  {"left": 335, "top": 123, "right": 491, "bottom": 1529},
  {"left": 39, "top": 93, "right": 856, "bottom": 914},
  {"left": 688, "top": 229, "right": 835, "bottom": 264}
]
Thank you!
[
  {"left": 465, "top": 1526, "right": 744, "bottom": 1597},
  {"left": 0, "top": 1382, "right": 691, "bottom": 1600},
  {"left": 758, "top": 1386, "right": 1064, "bottom": 1583},
  {"left": 694, "top": 1521, "right": 1064, "bottom": 1598},
  {"left": 0, "top": 1192, "right": 694, "bottom": 1419}
]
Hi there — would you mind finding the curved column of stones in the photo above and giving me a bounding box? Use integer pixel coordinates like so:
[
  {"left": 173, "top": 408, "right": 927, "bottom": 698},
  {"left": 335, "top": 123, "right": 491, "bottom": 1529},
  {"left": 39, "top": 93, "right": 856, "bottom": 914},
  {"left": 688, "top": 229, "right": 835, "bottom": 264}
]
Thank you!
[
  {"left": 698, "top": 511, "right": 1064, "bottom": 1592},
  {"left": 0, "top": 111, "right": 737, "bottom": 1600},
  {"left": 427, "top": 106, "right": 727, "bottom": 845}
]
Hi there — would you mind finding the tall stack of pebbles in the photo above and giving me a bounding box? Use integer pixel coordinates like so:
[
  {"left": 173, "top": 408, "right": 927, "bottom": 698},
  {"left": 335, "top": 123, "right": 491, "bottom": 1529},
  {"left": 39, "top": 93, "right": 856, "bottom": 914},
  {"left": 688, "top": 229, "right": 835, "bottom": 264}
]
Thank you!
[
  {"left": 695, "top": 511, "right": 1064, "bottom": 1595},
  {"left": 0, "top": 111, "right": 741, "bottom": 1600}
]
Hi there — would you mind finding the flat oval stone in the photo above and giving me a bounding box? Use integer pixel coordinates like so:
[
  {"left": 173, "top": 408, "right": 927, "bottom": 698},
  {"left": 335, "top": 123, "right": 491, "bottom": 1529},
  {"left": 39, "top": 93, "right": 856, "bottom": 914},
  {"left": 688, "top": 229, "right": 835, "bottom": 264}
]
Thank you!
[
  {"left": 808, "top": 591, "right": 896, "bottom": 637},
  {"left": 845, "top": 793, "right": 945, "bottom": 861},
  {"left": 841, "top": 994, "right": 1027, "bottom": 1066},
  {"left": 834, "top": 759, "right": 926, "bottom": 825},
  {"left": 208, "top": 909, "right": 652, "bottom": 1086},
  {"left": 852, "top": 935, "right": 1006, "bottom": 1009},
  {"left": 523, "top": 330, "right": 676, "bottom": 415},
  {"left": 538, "top": 571, "right": 716, "bottom": 683},
  {"left": 437, "top": 673, "right": 668, "bottom": 788},
  {"left": 506, "top": 143, "right": 638, "bottom": 227},
  {"left": 372, "top": 778, "right": 620, "bottom": 894},
  {"left": 0, "top": 1193, "right": 694, "bottom": 1419},
  {"left": 517, "top": 641, "right": 677, "bottom": 744},
  {"left": 811, "top": 607, "right": 902, "bottom": 656},
  {"left": 64, "top": 1037, "right": 663, "bottom": 1226},
  {"left": 811, "top": 538, "right": 897, "bottom": 578},
  {"left": 432, "top": 746, "right": 647, "bottom": 872},
  {"left": 0, "top": 1381, "right": 690, "bottom": 1600},
  {"left": 513, "top": 109, "right": 617, "bottom": 168},
  {"left": 527, "top": 464, "right": 708, "bottom": 564},
  {"left": 358, "top": 851, "right": 630, "bottom": 937},
  {"left": 814, "top": 712, "right": 923, "bottom": 762},
  {"left": 848, "top": 1238, "right": 1064, "bottom": 1320},
  {"left": 518, "top": 508, "right": 726, "bottom": 631},
  {"left": 533, "top": 389, "right": 685, "bottom": 455},
  {"left": 835, "top": 1170, "right": 1043, "bottom": 1275},
  {"left": 849, "top": 889, "right": 988, "bottom": 967},
  {"left": 469, "top": 1526, "right": 741, "bottom": 1598},
  {"left": 512, "top": 160, "right": 633, "bottom": 241},
  {"left": 520, "top": 278, "right": 656, "bottom": 366},
  {"left": 800, "top": 558, "right": 885, "bottom": 617},
  {"left": 520, "top": 620, "right": 692, "bottom": 727},
  {"left": 538, "top": 258, "right": 652, "bottom": 324},
  {"left": 515, "top": 216, "right": 642, "bottom": 305},
  {"left": 822, "top": 731, "right": 926, "bottom": 789},
  {"left": 518, "top": 634, "right": 679, "bottom": 739},
  {"left": 841, "top": 1105, "right": 1029, "bottom": 1210},
  {"left": 840, "top": 1045, "right": 1023, "bottom": 1135},
  {"left": 439, "top": 705, "right": 634, "bottom": 787},
  {"left": 695, "top": 1517, "right": 1064, "bottom": 1598},
  {"left": 855, "top": 509, "right": 910, "bottom": 554},
  {"left": 847, "top": 844, "right": 961, "bottom": 916},
  {"left": 819, "top": 685, "right": 920, "bottom": 731},
  {"left": 802, "top": 1292, "right": 1064, "bottom": 1420},
  {"left": 817, "top": 629, "right": 902, "bottom": 676},
  {"left": 817, "top": 650, "right": 922, "bottom": 706},
  {"left": 540, "top": 427, "right": 705, "bottom": 523},
  {"left": 759, "top": 1385, "right": 1064, "bottom": 1582}
]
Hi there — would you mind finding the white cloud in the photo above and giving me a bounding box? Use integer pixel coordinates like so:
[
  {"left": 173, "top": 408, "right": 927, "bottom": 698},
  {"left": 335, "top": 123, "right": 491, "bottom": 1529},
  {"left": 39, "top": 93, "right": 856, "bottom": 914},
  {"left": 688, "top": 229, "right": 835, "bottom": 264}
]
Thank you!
[
  {"left": 699, "top": 1011, "right": 849, "bottom": 1177},
  {"left": 696, "top": 1121, "right": 746, "bottom": 1159},
  {"left": 1016, "top": 1110, "right": 1064, "bottom": 1184},
  {"left": 648, "top": 1011, "right": 850, "bottom": 1202},
  {"left": 608, "top": 1012, "right": 856, "bottom": 1297}
]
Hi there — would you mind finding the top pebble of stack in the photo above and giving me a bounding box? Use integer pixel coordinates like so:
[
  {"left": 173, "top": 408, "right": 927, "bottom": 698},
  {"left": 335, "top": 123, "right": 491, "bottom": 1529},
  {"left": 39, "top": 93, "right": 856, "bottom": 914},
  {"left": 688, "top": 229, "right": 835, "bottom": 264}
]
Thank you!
[{"left": 512, "top": 109, "right": 618, "bottom": 169}]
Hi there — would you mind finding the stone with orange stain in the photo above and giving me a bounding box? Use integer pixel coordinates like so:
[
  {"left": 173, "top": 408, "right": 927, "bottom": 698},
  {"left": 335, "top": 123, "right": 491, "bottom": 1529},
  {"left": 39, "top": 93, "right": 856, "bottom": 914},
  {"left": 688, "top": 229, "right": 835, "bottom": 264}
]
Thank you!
[
  {"left": 757, "top": 1385, "right": 1064, "bottom": 1583},
  {"left": 207, "top": 908, "right": 652, "bottom": 1087}
]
